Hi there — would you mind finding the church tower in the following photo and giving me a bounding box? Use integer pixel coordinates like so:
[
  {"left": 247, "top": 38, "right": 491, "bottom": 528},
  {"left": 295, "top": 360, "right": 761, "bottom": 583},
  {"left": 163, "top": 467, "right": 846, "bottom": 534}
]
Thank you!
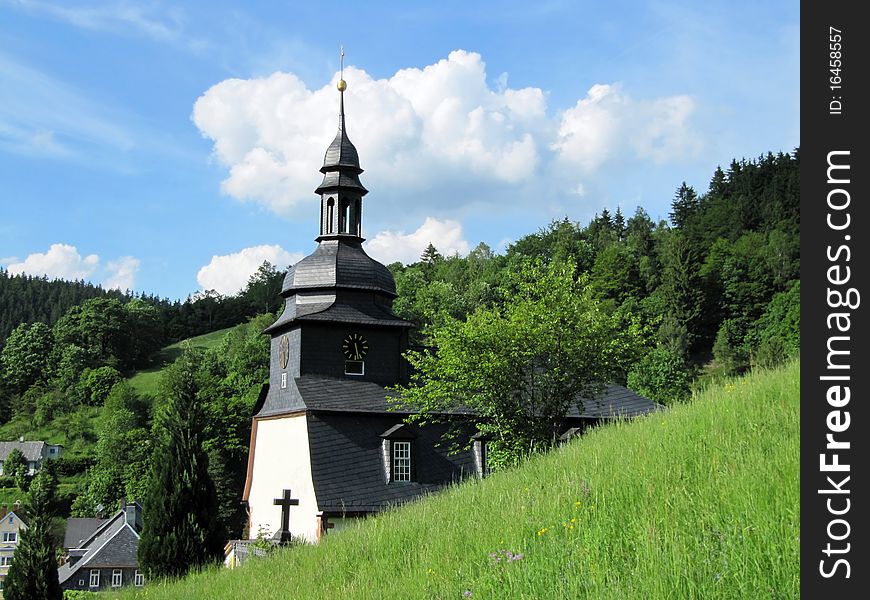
[{"left": 243, "top": 57, "right": 418, "bottom": 543}]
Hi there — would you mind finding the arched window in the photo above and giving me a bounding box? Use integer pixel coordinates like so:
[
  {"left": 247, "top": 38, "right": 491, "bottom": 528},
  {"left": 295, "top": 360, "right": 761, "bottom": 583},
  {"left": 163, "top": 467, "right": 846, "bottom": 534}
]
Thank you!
[
  {"left": 326, "top": 198, "right": 335, "bottom": 234},
  {"left": 344, "top": 200, "right": 352, "bottom": 233},
  {"left": 339, "top": 198, "right": 347, "bottom": 233},
  {"left": 355, "top": 199, "right": 361, "bottom": 236}
]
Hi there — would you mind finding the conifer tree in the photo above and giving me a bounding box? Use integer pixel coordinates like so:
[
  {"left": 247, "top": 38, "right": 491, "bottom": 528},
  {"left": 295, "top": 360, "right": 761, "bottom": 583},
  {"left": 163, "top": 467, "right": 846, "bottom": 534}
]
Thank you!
[
  {"left": 138, "top": 348, "right": 224, "bottom": 579},
  {"left": 3, "top": 469, "right": 62, "bottom": 600}
]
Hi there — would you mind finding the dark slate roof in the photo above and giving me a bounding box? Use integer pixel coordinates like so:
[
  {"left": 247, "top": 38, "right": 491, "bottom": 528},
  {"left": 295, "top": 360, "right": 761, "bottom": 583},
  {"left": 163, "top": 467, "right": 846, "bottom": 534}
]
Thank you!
[
  {"left": 85, "top": 525, "right": 140, "bottom": 567},
  {"left": 280, "top": 240, "right": 397, "bottom": 298},
  {"left": 315, "top": 170, "right": 367, "bottom": 195},
  {"left": 256, "top": 375, "right": 659, "bottom": 424},
  {"left": 307, "top": 413, "right": 476, "bottom": 513},
  {"left": 320, "top": 94, "right": 362, "bottom": 172},
  {"left": 567, "top": 385, "right": 665, "bottom": 419},
  {"left": 63, "top": 518, "right": 107, "bottom": 550},
  {"left": 58, "top": 509, "right": 140, "bottom": 584},
  {"left": 264, "top": 293, "right": 411, "bottom": 334},
  {"left": 255, "top": 375, "right": 392, "bottom": 417}
]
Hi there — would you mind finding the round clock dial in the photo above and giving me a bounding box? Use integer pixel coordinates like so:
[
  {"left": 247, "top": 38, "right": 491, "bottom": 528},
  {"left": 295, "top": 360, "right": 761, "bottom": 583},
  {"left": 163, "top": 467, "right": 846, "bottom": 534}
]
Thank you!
[
  {"left": 341, "top": 333, "right": 369, "bottom": 360},
  {"left": 278, "top": 335, "right": 290, "bottom": 369}
]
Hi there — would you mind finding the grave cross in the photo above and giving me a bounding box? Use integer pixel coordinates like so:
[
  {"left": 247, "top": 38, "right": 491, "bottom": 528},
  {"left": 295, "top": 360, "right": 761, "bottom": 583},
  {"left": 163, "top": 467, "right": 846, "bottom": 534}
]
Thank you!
[
  {"left": 273, "top": 489, "right": 299, "bottom": 543},
  {"left": 321, "top": 515, "right": 335, "bottom": 535}
]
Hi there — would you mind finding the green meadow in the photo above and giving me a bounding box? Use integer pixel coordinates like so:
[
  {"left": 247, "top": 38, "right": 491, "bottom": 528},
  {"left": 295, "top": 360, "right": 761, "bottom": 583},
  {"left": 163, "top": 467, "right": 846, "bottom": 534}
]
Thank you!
[
  {"left": 127, "top": 326, "right": 235, "bottom": 396},
  {"left": 118, "top": 360, "right": 799, "bottom": 600}
]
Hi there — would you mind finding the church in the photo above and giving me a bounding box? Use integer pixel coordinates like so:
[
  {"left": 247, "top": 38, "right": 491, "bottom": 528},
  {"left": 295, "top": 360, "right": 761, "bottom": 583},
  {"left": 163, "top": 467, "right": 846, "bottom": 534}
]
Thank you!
[{"left": 241, "top": 69, "right": 659, "bottom": 544}]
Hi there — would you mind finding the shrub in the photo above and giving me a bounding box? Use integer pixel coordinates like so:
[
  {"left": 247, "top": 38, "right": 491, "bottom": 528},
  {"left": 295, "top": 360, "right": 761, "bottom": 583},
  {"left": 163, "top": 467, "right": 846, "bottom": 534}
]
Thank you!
[{"left": 627, "top": 347, "right": 691, "bottom": 405}]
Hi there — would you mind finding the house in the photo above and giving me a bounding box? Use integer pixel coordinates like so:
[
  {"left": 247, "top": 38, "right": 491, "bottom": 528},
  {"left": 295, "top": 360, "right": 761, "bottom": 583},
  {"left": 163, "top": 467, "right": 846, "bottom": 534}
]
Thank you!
[
  {"left": 0, "top": 441, "right": 63, "bottom": 475},
  {"left": 242, "top": 70, "right": 660, "bottom": 545},
  {"left": 0, "top": 505, "right": 27, "bottom": 594},
  {"left": 57, "top": 501, "right": 145, "bottom": 592}
]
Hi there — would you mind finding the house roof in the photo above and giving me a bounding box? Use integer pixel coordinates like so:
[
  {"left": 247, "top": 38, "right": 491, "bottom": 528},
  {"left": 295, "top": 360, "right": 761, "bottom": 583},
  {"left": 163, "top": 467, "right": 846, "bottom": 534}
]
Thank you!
[
  {"left": 0, "top": 441, "right": 48, "bottom": 461},
  {"left": 58, "top": 504, "right": 141, "bottom": 585},
  {"left": 63, "top": 518, "right": 107, "bottom": 550},
  {"left": 256, "top": 375, "right": 660, "bottom": 420}
]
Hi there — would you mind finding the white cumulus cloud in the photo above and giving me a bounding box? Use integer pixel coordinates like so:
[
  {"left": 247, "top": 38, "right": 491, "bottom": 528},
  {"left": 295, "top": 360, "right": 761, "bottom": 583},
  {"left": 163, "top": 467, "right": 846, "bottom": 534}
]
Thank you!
[
  {"left": 553, "top": 83, "right": 700, "bottom": 172},
  {"left": 365, "top": 217, "right": 470, "bottom": 265},
  {"left": 196, "top": 244, "right": 303, "bottom": 295},
  {"left": 192, "top": 50, "right": 548, "bottom": 216},
  {"left": 103, "top": 256, "right": 140, "bottom": 291},
  {"left": 4, "top": 243, "right": 99, "bottom": 279},
  {"left": 192, "top": 51, "right": 703, "bottom": 218},
  {"left": 2, "top": 243, "right": 141, "bottom": 290}
]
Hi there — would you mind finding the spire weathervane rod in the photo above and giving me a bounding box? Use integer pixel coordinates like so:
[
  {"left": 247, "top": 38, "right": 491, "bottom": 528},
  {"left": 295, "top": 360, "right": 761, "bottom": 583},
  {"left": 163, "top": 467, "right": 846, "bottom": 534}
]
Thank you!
[{"left": 337, "top": 45, "right": 347, "bottom": 93}]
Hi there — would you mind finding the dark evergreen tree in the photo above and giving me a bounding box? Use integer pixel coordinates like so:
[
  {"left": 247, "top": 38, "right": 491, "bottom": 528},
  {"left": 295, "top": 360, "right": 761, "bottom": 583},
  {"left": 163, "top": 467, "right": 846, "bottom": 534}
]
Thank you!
[
  {"left": 669, "top": 182, "right": 699, "bottom": 229},
  {"left": 138, "top": 348, "right": 224, "bottom": 579},
  {"left": 420, "top": 243, "right": 443, "bottom": 265},
  {"left": 3, "top": 469, "right": 62, "bottom": 600}
]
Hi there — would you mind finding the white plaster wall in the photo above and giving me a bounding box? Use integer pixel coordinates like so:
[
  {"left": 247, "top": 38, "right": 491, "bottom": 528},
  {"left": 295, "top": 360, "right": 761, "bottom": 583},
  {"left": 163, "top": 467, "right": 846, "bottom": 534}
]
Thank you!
[{"left": 247, "top": 415, "right": 320, "bottom": 543}]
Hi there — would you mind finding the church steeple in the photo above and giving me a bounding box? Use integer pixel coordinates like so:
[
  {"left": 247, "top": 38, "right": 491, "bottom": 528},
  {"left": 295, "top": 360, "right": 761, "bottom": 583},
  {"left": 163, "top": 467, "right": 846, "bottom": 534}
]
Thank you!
[{"left": 316, "top": 47, "right": 368, "bottom": 242}]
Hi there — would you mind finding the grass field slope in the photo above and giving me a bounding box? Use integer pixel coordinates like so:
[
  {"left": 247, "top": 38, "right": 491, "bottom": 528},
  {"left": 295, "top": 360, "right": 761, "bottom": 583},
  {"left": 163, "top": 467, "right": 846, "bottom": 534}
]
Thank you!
[
  {"left": 127, "top": 326, "right": 236, "bottom": 396},
  {"left": 119, "top": 361, "right": 799, "bottom": 600}
]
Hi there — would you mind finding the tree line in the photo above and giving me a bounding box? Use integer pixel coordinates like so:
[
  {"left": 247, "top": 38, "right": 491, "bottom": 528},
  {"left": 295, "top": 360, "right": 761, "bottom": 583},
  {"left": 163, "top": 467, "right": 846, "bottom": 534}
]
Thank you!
[{"left": 0, "top": 262, "right": 286, "bottom": 353}]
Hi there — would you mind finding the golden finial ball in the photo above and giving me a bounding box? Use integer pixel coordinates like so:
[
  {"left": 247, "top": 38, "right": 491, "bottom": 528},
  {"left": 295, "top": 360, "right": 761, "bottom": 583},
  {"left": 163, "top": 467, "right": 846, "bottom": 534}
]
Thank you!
[{"left": 337, "top": 79, "right": 347, "bottom": 92}]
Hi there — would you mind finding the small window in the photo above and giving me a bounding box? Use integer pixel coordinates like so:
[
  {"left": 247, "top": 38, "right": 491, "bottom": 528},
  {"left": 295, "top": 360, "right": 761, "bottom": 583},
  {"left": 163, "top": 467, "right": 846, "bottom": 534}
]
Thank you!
[
  {"left": 50, "top": 448, "right": 56, "bottom": 454},
  {"left": 2, "top": 532, "right": 16, "bottom": 543},
  {"left": 344, "top": 360, "right": 364, "bottom": 376},
  {"left": 134, "top": 570, "right": 145, "bottom": 587},
  {"left": 0, "top": 555, "right": 12, "bottom": 566},
  {"left": 281, "top": 372, "right": 287, "bottom": 389},
  {"left": 112, "top": 569, "right": 122, "bottom": 587},
  {"left": 79, "top": 579, "right": 85, "bottom": 586},
  {"left": 392, "top": 441, "right": 411, "bottom": 482},
  {"left": 481, "top": 441, "right": 492, "bottom": 476},
  {"left": 326, "top": 198, "right": 335, "bottom": 234},
  {"left": 89, "top": 569, "right": 100, "bottom": 588}
]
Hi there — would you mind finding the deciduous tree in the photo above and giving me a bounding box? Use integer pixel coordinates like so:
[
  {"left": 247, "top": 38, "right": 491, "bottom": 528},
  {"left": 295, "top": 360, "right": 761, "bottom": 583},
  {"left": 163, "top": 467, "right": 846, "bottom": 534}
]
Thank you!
[{"left": 395, "top": 260, "right": 642, "bottom": 467}]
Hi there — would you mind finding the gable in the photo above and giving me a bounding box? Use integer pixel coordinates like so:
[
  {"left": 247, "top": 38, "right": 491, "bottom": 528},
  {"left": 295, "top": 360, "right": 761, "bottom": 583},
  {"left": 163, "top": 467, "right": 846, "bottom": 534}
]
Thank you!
[{"left": 85, "top": 524, "right": 140, "bottom": 567}]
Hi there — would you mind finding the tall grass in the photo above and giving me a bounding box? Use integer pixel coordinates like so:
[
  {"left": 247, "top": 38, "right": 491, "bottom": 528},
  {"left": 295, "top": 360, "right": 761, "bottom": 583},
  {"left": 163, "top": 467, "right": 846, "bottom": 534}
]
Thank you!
[{"left": 118, "top": 361, "right": 799, "bottom": 599}]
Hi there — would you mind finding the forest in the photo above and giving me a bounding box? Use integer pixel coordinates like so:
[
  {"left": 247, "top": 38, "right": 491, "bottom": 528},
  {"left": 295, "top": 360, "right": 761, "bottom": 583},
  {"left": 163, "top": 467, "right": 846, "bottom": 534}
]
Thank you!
[{"left": 0, "top": 149, "right": 800, "bottom": 541}]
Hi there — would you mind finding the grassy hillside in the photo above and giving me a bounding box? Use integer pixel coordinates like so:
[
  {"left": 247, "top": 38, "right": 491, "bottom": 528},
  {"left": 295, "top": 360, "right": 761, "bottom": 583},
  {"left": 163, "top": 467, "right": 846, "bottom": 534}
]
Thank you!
[
  {"left": 127, "top": 326, "right": 236, "bottom": 396},
  {"left": 117, "top": 360, "right": 799, "bottom": 599}
]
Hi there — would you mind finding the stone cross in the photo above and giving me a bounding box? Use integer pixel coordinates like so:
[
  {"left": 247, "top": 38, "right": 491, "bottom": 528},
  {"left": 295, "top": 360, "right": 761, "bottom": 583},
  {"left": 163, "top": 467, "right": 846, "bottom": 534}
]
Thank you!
[{"left": 273, "top": 489, "right": 299, "bottom": 543}]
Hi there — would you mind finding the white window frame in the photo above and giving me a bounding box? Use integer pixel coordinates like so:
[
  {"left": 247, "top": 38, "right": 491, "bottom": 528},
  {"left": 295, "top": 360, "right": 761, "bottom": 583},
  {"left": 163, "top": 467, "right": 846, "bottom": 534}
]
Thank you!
[
  {"left": 344, "top": 360, "right": 365, "bottom": 376},
  {"left": 0, "top": 555, "right": 12, "bottom": 566},
  {"left": 134, "top": 570, "right": 145, "bottom": 587},
  {"left": 89, "top": 569, "right": 100, "bottom": 588},
  {"left": 112, "top": 569, "right": 122, "bottom": 587},
  {"left": 281, "top": 372, "right": 287, "bottom": 389},
  {"left": 2, "top": 532, "right": 15, "bottom": 543},
  {"left": 392, "top": 441, "right": 411, "bottom": 482}
]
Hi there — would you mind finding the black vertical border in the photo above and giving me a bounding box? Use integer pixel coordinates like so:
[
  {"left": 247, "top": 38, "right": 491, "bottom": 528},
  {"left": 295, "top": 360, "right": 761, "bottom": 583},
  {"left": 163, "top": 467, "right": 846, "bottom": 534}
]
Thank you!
[{"left": 801, "top": 1, "right": 868, "bottom": 597}]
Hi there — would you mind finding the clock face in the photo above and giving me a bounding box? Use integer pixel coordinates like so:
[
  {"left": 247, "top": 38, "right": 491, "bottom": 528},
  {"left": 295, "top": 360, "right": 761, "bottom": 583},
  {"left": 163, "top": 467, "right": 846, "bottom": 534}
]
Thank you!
[
  {"left": 278, "top": 335, "right": 290, "bottom": 369},
  {"left": 341, "top": 333, "right": 369, "bottom": 360}
]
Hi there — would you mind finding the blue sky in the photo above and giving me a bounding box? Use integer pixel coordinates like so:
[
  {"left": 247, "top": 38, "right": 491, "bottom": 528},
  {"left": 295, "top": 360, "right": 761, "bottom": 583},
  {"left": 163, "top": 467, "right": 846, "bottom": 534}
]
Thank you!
[{"left": 0, "top": 0, "right": 799, "bottom": 300}]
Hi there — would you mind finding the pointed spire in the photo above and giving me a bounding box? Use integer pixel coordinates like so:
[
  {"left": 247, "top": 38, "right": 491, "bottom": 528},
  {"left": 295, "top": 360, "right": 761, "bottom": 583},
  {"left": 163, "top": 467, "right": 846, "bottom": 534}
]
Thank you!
[{"left": 316, "top": 46, "right": 367, "bottom": 196}]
